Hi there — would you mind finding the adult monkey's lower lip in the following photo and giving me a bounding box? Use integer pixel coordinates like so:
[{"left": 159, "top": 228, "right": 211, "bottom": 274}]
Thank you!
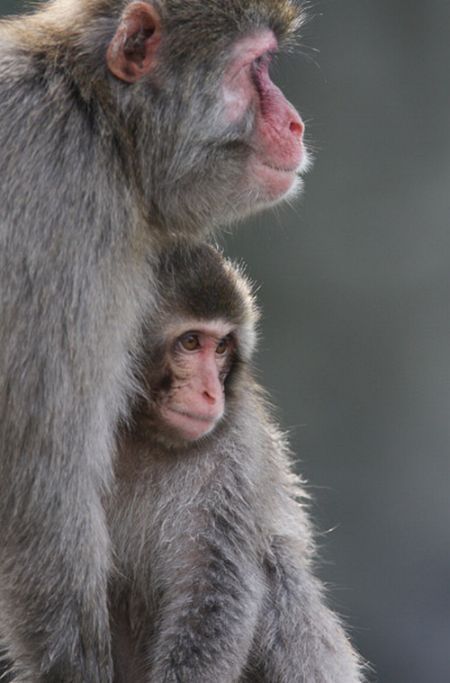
[
  {"left": 261, "top": 161, "right": 299, "bottom": 174},
  {"left": 251, "top": 157, "right": 303, "bottom": 198}
]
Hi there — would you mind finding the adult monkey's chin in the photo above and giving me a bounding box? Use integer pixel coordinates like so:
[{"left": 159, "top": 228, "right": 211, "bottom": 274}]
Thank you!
[{"left": 246, "top": 148, "right": 311, "bottom": 208}]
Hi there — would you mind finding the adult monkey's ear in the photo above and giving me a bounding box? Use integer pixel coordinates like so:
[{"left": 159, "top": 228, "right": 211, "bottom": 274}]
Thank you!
[{"left": 106, "top": 2, "right": 161, "bottom": 83}]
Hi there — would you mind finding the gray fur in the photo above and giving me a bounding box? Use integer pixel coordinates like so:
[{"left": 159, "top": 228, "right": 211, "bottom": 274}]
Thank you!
[
  {"left": 0, "top": 0, "right": 306, "bottom": 680},
  {"left": 109, "top": 243, "right": 365, "bottom": 682}
]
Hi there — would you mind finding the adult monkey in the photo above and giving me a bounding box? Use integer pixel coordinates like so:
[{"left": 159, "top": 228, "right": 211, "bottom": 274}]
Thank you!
[
  {"left": 0, "top": 0, "right": 307, "bottom": 681},
  {"left": 108, "top": 242, "right": 363, "bottom": 682}
]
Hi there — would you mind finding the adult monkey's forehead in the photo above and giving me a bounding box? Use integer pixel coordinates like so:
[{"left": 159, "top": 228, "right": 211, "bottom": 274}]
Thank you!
[{"left": 160, "top": 0, "right": 307, "bottom": 63}]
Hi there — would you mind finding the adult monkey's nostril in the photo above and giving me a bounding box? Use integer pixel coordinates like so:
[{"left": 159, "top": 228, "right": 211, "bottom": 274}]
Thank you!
[{"left": 290, "top": 119, "right": 304, "bottom": 138}]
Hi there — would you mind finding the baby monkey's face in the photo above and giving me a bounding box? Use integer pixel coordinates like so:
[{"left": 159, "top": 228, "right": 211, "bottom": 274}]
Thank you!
[{"left": 154, "top": 320, "right": 237, "bottom": 443}]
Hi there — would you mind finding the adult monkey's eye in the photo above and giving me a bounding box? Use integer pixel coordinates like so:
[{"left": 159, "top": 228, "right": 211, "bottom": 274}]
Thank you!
[
  {"left": 179, "top": 333, "right": 200, "bottom": 351},
  {"left": 253, "top": 51, "right": 274, "bottom": 72}
]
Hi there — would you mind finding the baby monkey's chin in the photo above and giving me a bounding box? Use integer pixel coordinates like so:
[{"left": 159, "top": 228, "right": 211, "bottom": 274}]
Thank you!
[{"left": 161, "top": 406, "right": 222, "bottom": 443}]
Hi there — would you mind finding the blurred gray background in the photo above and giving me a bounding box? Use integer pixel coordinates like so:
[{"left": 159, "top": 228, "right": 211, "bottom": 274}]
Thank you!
[
  {"left": 223, "top": 3, "right": 450, "bottom": 681},
  {"left": 2, "top": 1, "right": 449, "bottom": 681}
]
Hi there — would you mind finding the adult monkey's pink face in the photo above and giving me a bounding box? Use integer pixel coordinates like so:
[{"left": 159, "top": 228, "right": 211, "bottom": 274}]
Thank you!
[
  {"left": 223, "top": 31, "right": 307, "bottom": 203},
  {"left": 106, "top": 1, "right": 309, "bottom": 224}
]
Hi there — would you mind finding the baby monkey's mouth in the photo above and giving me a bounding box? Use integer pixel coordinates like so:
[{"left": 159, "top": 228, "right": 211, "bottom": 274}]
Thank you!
[
  {"left": 161, "top": 406, "right": 223, "bottom": 442},
  {"left": 168, "top": 407, "right": 215, "bottom": 423}
]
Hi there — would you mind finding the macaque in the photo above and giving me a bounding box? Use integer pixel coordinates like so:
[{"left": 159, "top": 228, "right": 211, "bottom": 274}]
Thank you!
[
  {"left": 0, "top": 0, "right": 309, "bottom": 679},
  {"left": 108, "top": 243, "right": 364, "bottom": 682}
]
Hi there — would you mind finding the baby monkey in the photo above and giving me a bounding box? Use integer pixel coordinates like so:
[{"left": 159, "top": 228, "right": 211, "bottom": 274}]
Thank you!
[{"left": 108, "top": 243, "right": 364, "bottom": 683}]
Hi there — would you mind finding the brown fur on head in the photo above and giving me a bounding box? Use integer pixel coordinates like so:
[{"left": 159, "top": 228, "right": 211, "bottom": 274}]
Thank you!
[
  {"left": 2, "top": 0, "right": 306, "bottom": 100},
  {"left": 152, "top": 241, "right": 259, "bottom": 361},
  {"left": 6, "top": 0, "right": 304, "bottom": 49},
  {"left": 154, "top": 0, "right": 305, "bottom": 65}
]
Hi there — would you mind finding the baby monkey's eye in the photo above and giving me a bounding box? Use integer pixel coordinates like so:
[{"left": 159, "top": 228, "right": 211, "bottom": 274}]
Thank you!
[
  {"left": 216, "top": 336, "right": 231, "bottom": 355},
  {"left": 179, "top": 333, "right": 200, "bottom": 351}
]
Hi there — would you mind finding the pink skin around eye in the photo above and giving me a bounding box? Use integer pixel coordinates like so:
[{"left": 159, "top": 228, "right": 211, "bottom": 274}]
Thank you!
[
  {"left": 223, "top": 32, "right": 279, "bottom": 121},
  {"left": 160, "top": 329, "right": 230, "bottom": 441},
  {"left": 223, "top": 30, "right": 307, "bottom": 201}
]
